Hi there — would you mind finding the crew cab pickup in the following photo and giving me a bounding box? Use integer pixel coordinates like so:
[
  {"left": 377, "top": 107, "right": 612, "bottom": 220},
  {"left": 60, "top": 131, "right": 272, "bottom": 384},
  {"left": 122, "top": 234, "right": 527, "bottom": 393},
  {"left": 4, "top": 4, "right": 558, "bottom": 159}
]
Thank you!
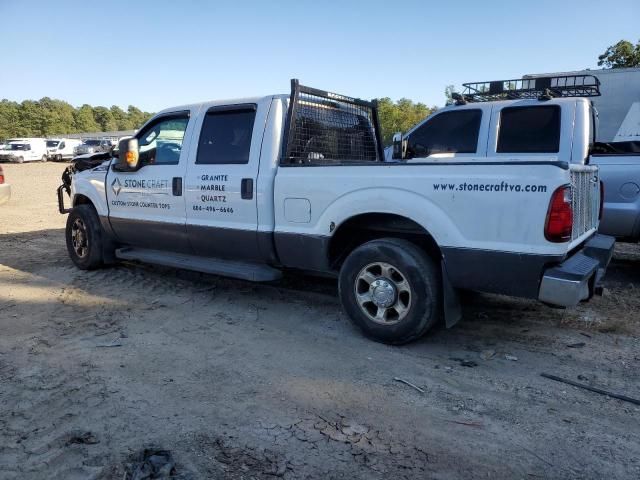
[{"left": 58, "top": 77, "right": 613, "bottom": 344}]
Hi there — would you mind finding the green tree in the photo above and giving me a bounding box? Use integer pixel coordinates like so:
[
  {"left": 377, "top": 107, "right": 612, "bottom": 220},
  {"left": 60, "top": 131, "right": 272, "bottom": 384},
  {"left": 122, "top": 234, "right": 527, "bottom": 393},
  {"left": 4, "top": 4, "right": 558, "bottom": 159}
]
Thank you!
[
  {"left": 376, "top": 97, "right": 434, "bottom": 146},
  {"left": 110, "top": 105, "right": 132, "bottom": 130},
  {"left": 93, "top": 106, "right": 117, "bottom": 132},
  {"left": 598, "top": 39, "right": 640, "bottom": 68},
  {"left": 73, "top": 104, "right": 100, "bottom": 132}
]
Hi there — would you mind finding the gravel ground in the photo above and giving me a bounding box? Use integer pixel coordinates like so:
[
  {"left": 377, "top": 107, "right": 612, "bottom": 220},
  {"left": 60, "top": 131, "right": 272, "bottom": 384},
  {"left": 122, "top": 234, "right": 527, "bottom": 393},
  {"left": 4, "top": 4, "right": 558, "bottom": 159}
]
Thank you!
[{"left": 0, "top": 162, "right": 639, "bottom": 479}]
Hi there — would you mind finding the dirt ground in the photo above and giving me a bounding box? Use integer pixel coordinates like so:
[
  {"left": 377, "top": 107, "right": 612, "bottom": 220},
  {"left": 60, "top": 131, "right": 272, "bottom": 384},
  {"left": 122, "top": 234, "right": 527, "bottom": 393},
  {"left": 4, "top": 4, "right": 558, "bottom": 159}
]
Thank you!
[{"left": 0, "top": 162, "right": 639, "bottom": 480}]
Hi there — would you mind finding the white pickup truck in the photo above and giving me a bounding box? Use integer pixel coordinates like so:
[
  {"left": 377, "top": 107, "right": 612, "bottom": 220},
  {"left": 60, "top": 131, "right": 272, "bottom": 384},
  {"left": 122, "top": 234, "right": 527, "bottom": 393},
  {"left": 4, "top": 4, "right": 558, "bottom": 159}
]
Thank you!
[{"left": 58, "top": 78, "right": 614, "bottom": 344}]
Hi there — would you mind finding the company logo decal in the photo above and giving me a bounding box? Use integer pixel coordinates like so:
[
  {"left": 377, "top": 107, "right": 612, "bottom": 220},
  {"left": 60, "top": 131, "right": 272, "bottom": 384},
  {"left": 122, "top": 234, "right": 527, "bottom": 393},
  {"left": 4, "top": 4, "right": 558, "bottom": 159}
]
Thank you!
[{"left": 111, "top": 178, "right": 122, "bottom": 196}]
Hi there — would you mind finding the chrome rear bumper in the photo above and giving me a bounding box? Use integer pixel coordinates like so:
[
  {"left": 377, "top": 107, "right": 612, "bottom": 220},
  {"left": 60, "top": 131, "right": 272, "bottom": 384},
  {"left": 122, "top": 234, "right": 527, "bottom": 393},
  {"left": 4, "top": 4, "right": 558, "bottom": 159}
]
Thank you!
[{"left": 538, "top": 234, "right": 615, "bottom": 307}]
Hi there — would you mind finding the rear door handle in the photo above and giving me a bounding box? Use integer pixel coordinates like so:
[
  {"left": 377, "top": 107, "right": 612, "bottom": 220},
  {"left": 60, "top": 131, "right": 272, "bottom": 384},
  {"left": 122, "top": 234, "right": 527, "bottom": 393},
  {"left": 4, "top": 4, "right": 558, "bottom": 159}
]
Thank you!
[
  {"left": 172, "top": 177, "right": 182, "bottom": 196},
  {"left": 241, "top": 178, "right": 253, "bottom": 200}
]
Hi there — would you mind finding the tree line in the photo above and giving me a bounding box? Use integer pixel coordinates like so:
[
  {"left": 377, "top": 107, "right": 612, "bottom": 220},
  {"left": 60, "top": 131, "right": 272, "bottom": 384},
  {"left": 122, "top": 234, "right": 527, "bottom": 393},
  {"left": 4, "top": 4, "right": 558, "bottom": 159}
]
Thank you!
[{"left": 0, "top": 98, "right": 153, "bottom": 140}]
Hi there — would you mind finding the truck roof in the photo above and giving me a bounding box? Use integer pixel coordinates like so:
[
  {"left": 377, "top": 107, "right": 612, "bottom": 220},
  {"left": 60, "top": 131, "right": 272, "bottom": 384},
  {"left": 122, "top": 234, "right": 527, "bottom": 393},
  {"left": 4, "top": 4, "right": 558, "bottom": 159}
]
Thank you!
[{"left": 156, "top": 94, "right": 290, "bottom": 116}]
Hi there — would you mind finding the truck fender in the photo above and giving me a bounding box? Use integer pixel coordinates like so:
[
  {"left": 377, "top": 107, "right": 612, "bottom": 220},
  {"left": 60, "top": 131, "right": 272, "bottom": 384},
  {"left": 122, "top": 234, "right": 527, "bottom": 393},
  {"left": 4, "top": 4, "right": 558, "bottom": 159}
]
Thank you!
[{"left": 314, "top": 187, "right": 466, "bottom": 247}]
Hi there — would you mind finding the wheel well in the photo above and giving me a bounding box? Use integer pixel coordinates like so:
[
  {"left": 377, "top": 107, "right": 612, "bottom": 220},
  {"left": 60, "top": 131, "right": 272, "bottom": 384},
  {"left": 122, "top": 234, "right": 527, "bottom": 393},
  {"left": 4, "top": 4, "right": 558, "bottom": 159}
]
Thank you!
[
  {"left": 327, "top": 213, "right": 441, "bottom": 269},
  {"left": 73, "top": 194, "right": 93, "bottom": 208}
]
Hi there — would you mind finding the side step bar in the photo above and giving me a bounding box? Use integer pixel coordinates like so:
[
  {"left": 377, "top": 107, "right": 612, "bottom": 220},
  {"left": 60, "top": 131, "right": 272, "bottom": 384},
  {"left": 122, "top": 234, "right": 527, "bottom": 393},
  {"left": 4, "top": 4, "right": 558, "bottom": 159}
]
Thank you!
[{"left": 115, "top": 247, "right": 282, "bottom": 282}]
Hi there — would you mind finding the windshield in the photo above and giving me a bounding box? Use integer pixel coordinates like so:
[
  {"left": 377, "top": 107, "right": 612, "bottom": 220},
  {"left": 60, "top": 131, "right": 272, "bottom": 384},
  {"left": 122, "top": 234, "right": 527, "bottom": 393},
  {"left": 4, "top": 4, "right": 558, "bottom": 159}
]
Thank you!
[
  {"left": 83, "top": 140, "right": 102, "bottom": 146},
  {"left": 47, "top": 140, "right": 60, "bottom": 148},
  {"left": 10, "top": 144, "right": 30, "bottom": 151}
]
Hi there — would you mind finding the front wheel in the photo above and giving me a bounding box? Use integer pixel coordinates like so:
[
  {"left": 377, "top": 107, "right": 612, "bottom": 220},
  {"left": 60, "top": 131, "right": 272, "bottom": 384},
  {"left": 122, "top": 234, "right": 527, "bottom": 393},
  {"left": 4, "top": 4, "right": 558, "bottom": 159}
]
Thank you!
[
  {"left": 65, "top": 204, "right": 104, "bottom": 269},
  {"left": 42, "top": 155, "right": 47, "bottom": 162},
  {"left": 339, "top": 238, "right": 442, "bottom": 344}
]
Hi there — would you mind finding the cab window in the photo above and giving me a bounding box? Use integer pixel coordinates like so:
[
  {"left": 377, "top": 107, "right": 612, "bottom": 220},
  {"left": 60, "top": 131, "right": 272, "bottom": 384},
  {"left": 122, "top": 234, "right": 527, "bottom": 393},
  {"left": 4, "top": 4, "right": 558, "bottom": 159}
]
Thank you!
[
  {"left": 196, "top": 107, "right": 256, "bottom": 165},
  {"left": 497, "top": 106, "right": 560, "bottom": 153},
  {"left": 406, "top": 110, "right": 482, "bottom": 159},
  {"left": 137, "top": 115, "right": 189, "bottom": 166}
]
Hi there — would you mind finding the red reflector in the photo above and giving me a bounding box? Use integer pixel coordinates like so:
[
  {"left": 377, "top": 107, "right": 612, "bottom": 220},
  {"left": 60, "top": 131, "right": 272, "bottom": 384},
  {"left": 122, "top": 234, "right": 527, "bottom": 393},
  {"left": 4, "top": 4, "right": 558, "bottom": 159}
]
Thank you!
[
  {"left": 0, "top": 166, "right": 4, "bottom": 184},
  {"left": 545, "top": 185, "right": 573, "bottom": 242}
]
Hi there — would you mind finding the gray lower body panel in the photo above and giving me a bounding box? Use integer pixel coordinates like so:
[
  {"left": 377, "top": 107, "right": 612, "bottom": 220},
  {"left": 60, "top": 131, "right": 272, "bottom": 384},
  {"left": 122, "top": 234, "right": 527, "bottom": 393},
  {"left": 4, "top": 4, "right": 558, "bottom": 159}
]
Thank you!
[{"left": 441, "top": 247, "right": 564, "bottom": 298}]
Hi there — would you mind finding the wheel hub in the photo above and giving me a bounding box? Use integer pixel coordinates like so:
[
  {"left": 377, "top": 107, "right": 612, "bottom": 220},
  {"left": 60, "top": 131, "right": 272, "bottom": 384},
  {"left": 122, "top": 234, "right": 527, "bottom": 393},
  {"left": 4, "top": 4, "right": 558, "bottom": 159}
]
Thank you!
[
  {"left": 370, "top": 279, "right": 397, "bottom": 308},
  {"left": 354, "top": 262, "right": 412, "bottom": 325}
]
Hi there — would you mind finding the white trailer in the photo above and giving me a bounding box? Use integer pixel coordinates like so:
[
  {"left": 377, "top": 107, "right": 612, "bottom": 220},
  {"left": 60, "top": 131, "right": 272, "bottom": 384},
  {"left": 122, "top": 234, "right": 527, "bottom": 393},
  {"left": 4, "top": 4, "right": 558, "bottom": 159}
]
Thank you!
[{"left": 524, "top": 67, "right": 640, "bottom": 146}]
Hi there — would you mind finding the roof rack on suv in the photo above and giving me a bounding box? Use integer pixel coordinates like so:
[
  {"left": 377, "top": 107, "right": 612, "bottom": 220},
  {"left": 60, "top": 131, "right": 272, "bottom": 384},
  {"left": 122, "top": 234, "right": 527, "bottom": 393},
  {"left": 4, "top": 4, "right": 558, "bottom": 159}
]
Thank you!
[{"left": 458, "top": 75, "right": 601, "bottom": 103}]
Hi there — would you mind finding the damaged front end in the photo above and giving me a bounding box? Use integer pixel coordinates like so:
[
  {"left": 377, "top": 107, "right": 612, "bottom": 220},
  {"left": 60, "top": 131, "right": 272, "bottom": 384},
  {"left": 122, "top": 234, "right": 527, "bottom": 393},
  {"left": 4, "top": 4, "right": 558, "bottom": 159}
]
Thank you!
[{"left": 57, "top": 152, "right": 113, "bottom": 214}]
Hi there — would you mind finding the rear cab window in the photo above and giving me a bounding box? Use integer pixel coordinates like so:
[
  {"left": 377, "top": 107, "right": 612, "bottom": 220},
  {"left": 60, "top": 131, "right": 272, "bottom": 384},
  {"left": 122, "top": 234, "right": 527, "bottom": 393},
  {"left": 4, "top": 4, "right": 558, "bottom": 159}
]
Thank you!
[
  {"left": 488, "top": 101, "right": 573, "bottom": 160},
  {"left": 497, "top": 106, "right": 560, "bottom": 153}
]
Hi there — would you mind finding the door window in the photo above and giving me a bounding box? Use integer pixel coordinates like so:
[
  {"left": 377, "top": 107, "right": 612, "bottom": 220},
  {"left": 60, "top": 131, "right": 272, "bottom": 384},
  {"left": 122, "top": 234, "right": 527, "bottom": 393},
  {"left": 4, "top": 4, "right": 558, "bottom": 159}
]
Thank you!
[
  {"left": 137, "top": 115, "right": 190, "bottom": 166},
  {"left": 406, "top": 110, "right": 482, "bottom": 158},
  {"left": 196, "top": 108, "right": 256, "bottom": 165}
]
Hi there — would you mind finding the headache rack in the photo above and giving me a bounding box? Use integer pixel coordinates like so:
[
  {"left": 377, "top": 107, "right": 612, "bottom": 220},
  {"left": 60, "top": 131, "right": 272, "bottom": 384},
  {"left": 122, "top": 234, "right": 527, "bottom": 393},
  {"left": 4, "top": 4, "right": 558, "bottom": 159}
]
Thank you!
[
  {"left": 458, "top": 75, "right": 601, "bottom": 103},
  {"left": 282, "top": 79, "right": 384, "bottom": 165}
]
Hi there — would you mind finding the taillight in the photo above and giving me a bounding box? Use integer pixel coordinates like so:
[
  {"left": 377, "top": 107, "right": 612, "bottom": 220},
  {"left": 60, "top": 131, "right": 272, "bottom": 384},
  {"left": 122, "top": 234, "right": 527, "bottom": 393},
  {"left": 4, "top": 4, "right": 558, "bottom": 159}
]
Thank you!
[
  {"left": 599, "top": 181, "right": 604, "bottom": 220},
  {"left": 545, "top": 185, "right": 573, "bottom": 242},
  {"left": 0, "top": 167, "right": 4, "bottom": 184}
]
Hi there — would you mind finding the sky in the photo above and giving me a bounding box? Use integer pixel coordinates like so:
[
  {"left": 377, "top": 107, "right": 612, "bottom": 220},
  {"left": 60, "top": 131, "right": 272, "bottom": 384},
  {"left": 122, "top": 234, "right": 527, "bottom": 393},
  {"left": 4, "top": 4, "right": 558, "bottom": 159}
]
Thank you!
[{"left": 0, "top": 0, "right": 638, "bottom": 112}]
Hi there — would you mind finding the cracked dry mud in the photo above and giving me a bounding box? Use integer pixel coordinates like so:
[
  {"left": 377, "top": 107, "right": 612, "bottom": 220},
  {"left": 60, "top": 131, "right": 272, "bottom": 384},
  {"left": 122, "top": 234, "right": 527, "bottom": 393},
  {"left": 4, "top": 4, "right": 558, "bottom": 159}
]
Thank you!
[{"left": 0, "top": 162, "right": 639, "bottom": 479}]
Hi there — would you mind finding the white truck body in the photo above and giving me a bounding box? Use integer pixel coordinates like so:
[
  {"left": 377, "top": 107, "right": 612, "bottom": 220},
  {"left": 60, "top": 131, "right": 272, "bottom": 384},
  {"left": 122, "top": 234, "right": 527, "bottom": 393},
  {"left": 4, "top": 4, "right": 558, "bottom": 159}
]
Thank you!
[
  {"left": 47, "top": 138, "right": 83, "bottom": 161},
  {"left": 0, "top": 138, "right": 47, "bottom": 163},
  {"left": 60, "top": 79, "right": 614, "bottom": 343}
]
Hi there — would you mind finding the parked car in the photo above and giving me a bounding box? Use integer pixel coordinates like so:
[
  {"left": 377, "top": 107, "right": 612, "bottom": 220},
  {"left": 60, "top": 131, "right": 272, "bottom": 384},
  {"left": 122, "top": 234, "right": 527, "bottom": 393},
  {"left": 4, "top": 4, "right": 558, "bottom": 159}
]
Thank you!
[
  {"left": 74, "top": 139, "right": 114, "bottom": 156},
  {"left": 58, "top": 77, "right": 612, "bottom": 344},
  {"left": 0, "top": 165, "right": 10, "bottom": 205},
  {"left": 47, "top": 138, "right": 83, "bottom": 162},
  {"left": 0, "top": 138, "right": 48, "bottom": 163}
]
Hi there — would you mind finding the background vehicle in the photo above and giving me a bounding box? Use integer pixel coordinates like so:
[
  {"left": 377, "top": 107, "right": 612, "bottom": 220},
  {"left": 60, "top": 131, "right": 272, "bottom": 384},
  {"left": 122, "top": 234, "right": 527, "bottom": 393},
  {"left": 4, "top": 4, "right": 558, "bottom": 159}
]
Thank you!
[
  {"left": 59, "top": 78, "right": 612, "bottom": 344},
  {"left": 0, "top": 165, "right": 10, "bottom": 204},
  {"left": 74, "top": 139, "right": 114, "bottom": 156},
  {"left": 47, "top": 138, "right": 83, "bottom": 161},
  {"left": 524, "top": 68, "right": 640, "bottom": 241},
  {"left": 0, "top": 138, "right": 47, "bottom": 163}
]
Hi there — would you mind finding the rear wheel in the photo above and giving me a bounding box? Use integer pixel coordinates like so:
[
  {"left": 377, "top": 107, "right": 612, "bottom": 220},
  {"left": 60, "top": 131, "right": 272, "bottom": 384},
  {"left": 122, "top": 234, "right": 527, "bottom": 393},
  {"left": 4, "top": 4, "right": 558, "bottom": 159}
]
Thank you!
[
  {"left": 339, "top": 238, "right": 442, "bottom": 344},
  {"left": 65, "top": 204, "right": 104, "bottom": 269},
  {"left": 42, "top": 155, "right": 47, "bottom": 162},
  {"left": 17, "top": 156, "right": 24, "bottom": 164}
]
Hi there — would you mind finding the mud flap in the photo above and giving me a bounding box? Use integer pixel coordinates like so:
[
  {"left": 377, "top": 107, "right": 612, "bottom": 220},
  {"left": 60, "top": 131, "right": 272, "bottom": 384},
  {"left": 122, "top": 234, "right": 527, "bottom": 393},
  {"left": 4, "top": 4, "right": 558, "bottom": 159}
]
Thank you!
[{"left": 441, "top": 260, "right": 462, "bottom": 328}]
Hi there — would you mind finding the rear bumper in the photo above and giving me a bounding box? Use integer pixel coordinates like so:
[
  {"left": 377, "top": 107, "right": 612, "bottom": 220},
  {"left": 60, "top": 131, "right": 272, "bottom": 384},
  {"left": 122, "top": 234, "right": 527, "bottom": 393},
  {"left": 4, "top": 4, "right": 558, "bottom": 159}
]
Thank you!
[
  {"left": 538, "top": 234, "right": 615, "bottom": 307},
  {"left": 0, "top": 183, "right": 10, "bottom": 205}
]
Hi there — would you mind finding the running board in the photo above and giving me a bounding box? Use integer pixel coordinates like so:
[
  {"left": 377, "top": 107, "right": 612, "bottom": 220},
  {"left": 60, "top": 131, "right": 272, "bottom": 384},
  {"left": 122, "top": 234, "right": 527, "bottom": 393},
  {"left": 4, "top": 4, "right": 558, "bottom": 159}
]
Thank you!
[{"left": 115, "top": 247, "right": 282, "bottom": 282}]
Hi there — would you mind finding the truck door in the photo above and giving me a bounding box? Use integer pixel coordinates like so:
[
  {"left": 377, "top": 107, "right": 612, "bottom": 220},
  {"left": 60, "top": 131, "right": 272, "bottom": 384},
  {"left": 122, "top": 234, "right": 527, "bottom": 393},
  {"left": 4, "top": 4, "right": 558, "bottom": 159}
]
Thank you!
[
  {"left": 184, "top": 102, "right": 266, "bottom": 261},
  {"left": 106, "top": 110, "right": 196, "bottom": 252}
]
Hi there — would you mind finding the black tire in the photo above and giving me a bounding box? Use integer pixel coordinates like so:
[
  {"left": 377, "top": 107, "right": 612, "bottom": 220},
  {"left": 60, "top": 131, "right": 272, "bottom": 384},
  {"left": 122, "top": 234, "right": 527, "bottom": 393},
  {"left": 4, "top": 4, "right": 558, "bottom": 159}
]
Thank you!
[
  {"left": 338, "top": 238, "right": 442, "bottom": 344},
  {"left": 65, "top": 204, "right": 104, "bottom": 269}
]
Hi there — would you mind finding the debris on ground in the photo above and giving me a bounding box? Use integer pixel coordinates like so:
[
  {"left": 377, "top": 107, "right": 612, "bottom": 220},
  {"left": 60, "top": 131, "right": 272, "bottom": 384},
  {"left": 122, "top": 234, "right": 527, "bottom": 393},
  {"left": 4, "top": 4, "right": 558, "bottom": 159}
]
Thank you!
[
  {"left": 566, "top": 342, "right": 586, "bottom": 348},
  {"left": 66, "top": 431, "right": 99, "bottom": 445},
  {"left": 504, "top": 354, "right": 518, "bottom": 361},
  {"left": 541, "top": 373, "right": 640, "bottom": 406},
  {"left": 450, "top": 358, "right": 478, "bottom": 367},
  {"left": 480, "top": 349, "right": 496, "bottom": 360},
  {"left": 127, "top": 449, "right": 177, "bottom": 480},
  {"left": 393, "top": 377, "right": 425, "bottom": 393}
]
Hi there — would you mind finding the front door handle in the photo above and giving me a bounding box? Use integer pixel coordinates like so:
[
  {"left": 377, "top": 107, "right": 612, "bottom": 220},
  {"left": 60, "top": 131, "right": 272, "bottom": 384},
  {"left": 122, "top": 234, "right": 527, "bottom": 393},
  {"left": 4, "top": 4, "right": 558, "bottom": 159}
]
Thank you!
[
  {"left": 172, "top": 177, "right": 182, "bottom": 196},
  {"left": 241, "top": 178, "right": 253, "bottom": 200}
]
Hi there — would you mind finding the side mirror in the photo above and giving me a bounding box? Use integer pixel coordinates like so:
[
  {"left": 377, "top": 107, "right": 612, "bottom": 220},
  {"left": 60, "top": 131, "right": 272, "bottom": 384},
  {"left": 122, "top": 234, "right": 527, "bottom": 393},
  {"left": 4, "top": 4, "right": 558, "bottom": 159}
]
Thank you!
[
  {"left": 392, "top": 132, "right": 406, "bottom": 160},
  {"left": 114, "top": 138, "right": 139, "bottom": 171}
]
